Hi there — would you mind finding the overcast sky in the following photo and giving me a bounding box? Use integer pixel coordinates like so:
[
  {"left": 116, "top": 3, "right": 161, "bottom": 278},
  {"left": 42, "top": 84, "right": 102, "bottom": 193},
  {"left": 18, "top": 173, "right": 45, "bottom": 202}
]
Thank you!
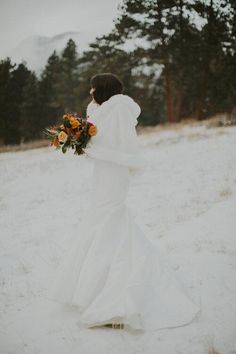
[{"left": 0, "top": 0, "right": 122, "bottom": 57}]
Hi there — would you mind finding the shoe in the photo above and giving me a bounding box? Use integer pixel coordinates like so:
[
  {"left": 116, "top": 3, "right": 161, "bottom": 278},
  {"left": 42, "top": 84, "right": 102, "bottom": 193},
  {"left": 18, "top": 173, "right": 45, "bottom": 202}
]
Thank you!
[
  {"left": 104, "top": 322, "right": 125, "bottom": 329},
  {"left": 89, "top": 321, "right": 125, "bottom": 329}
]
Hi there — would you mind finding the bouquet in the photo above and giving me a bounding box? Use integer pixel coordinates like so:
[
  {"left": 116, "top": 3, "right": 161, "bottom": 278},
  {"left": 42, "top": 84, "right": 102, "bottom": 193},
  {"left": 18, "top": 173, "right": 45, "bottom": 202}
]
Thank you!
[{"left": 43, "top": 113, "right": 97, "bottom": 155}]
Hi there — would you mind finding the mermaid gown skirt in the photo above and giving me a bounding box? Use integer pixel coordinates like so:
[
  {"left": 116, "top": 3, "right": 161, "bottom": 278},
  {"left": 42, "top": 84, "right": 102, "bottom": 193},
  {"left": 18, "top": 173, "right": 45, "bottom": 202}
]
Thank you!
[{"left": 46, "top": 158, "right": 201, "bottom": 331}]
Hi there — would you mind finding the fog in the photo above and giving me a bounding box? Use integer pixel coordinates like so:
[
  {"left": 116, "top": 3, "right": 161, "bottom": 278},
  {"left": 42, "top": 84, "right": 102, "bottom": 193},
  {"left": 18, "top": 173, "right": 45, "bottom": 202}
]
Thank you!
[{"left": 0, "top": 0, "right": 122, "bottom": 57}]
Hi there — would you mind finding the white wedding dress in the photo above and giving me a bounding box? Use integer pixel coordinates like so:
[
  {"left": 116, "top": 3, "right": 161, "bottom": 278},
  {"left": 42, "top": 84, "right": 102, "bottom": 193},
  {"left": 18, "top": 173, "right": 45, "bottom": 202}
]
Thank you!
[{"left": 46, "top": 94, "right": 201, "bottom": 331}]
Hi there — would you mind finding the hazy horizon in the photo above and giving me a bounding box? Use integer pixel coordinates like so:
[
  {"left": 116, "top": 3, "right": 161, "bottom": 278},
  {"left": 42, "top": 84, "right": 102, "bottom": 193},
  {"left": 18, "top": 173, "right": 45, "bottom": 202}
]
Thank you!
[{"left": 0, "top": 0, "right": 122, "bottom": 58}]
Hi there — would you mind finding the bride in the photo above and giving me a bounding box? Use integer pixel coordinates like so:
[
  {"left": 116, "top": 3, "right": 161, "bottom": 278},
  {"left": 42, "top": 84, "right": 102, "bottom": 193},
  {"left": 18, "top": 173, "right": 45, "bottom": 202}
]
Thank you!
[{"left": 47, "top": 73, "right": 201, "bottom": 332}]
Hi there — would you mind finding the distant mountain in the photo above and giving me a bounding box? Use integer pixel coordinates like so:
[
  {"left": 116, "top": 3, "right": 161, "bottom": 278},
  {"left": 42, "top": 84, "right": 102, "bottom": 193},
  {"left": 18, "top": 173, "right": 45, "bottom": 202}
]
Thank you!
[
  {"left": 6, "top": 31, "right": 94, "bottom": 75},
  {"left": 4, "top": 31, "right": 152, "bottom": 76}
]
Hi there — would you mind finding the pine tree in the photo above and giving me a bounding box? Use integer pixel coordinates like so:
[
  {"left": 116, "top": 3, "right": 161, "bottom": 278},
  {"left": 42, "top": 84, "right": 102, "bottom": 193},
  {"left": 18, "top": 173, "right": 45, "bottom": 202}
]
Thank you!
[
  {"left": 5, "top": 62, "right": 31, "bottom": 144},
  {"left": 20, "top": 72, "right": 41, "bottom": 142},
  {"left": 0, "top": 58, "right": 15, "bottom": 144},
  {"left": 217, "top": 0, "right": 236, "bottom": 114},
  {"left": 113, "top": 0, "right": 236, "bottom": 122},
  {"left": 39, "top": 50, "right": 63, "bottom": 127},
  {"left": 114, "top": 0, "right": 179, "bottom": 122},
  {"left": 59, "top": 39, "right": 79, "bottom": 112},
  {"left": 191, "top": 0, "right": 230, "bottom": 118}
]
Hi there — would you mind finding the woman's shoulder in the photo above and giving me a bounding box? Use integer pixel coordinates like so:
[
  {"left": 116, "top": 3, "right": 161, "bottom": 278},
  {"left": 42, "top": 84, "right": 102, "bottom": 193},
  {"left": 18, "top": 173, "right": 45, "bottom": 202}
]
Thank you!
[
  {"left": 104, "top": 94, "right": 141, "bottom": 120},
  {"left": 86, "top": 94, "right": 141, "bottom": 127}
]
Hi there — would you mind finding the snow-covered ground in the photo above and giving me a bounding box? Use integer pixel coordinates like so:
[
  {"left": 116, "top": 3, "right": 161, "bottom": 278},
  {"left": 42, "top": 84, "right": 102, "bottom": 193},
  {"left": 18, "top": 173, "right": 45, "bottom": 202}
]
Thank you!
[{"left": 0, "top": 123, "right": 236, "bottom": 354}]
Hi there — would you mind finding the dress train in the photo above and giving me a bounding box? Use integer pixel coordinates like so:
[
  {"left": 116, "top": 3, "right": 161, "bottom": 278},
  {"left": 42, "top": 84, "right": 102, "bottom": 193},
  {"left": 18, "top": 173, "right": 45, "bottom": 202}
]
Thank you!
[{"left": 46, "top": 159, "right": 201, "bottom": 331}]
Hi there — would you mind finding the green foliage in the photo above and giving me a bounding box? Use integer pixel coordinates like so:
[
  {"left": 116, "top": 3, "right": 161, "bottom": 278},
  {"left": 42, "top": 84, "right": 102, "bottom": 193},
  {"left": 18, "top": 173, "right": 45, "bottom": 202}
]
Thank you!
[
  {"left": 0, "top": 60, "right": 31, "bottom": 144},
  {"left": 20, "top": 72, "right": 41, "bottom": 142},
  {"left": 58, "top": 39, "right": 79, "bottom": 111},
  {"left": 0, "top": 58, "right": 15, "bottom": 138},
  {"left": 113, "top": 0, "right": 236, "bottom": 122}
]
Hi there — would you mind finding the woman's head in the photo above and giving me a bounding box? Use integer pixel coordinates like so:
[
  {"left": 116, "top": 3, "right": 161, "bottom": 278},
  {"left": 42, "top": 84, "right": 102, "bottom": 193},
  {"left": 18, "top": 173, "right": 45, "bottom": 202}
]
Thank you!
[{"left": 90, "top": 73, "right": 124, "bottom": 105}]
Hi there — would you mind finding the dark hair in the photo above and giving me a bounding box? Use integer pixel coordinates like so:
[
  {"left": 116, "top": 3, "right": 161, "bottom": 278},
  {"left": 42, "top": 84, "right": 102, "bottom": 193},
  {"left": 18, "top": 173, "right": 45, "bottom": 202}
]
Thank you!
[{"left": 90, "top": 73, "right": 124, "bottom": 105}]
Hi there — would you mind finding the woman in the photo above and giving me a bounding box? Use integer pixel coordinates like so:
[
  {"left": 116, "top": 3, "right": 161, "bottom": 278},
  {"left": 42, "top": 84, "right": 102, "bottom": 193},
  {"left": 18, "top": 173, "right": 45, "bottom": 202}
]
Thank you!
[{"left": 47, "top": 73, "right": 201, "bottom": 332}]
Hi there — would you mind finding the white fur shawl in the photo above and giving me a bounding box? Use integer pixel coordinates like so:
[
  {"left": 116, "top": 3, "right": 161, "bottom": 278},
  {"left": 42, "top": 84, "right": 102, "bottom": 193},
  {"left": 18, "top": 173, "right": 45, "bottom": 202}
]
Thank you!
[{"left": 84, "top": 94, "right": 148, "bottom": 171}]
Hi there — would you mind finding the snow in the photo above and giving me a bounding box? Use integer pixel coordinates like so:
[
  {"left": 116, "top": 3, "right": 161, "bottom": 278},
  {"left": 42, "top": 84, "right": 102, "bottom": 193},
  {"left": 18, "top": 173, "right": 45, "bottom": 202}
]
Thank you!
[{"left": 0, "top": 123, "right": 236, "bottom": 354}]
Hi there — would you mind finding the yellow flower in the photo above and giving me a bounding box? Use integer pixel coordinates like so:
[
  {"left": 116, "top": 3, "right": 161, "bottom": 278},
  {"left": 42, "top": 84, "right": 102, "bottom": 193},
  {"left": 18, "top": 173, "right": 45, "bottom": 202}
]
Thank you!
[
  {"left": 70, "top": 119, "right": 80, "bottom": 129},
  {"left": 58, "top": 131, "right": 68, "bottom": 143}
]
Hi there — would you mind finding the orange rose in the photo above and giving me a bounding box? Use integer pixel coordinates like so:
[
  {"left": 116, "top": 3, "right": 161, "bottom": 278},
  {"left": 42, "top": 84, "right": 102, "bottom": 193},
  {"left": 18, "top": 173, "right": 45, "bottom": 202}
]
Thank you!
[
  {"left": 88, "top": 125, "right": 97, "bottom": 136},
  {"left": 72, "top": 120, "right": 80, "bottom": 129},
  {"left": 51, "top": 136, "right": 60, "bottom": 147},
  {"left": 69, "top": 117, "right": 80, "bottom": 129}
]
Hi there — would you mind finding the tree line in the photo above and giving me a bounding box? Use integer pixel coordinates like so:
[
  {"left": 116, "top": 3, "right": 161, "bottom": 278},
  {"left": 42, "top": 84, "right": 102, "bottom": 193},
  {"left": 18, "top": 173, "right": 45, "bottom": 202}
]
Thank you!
[{"left": 0, "top": 0, "right": 235, "bottom": 145}]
